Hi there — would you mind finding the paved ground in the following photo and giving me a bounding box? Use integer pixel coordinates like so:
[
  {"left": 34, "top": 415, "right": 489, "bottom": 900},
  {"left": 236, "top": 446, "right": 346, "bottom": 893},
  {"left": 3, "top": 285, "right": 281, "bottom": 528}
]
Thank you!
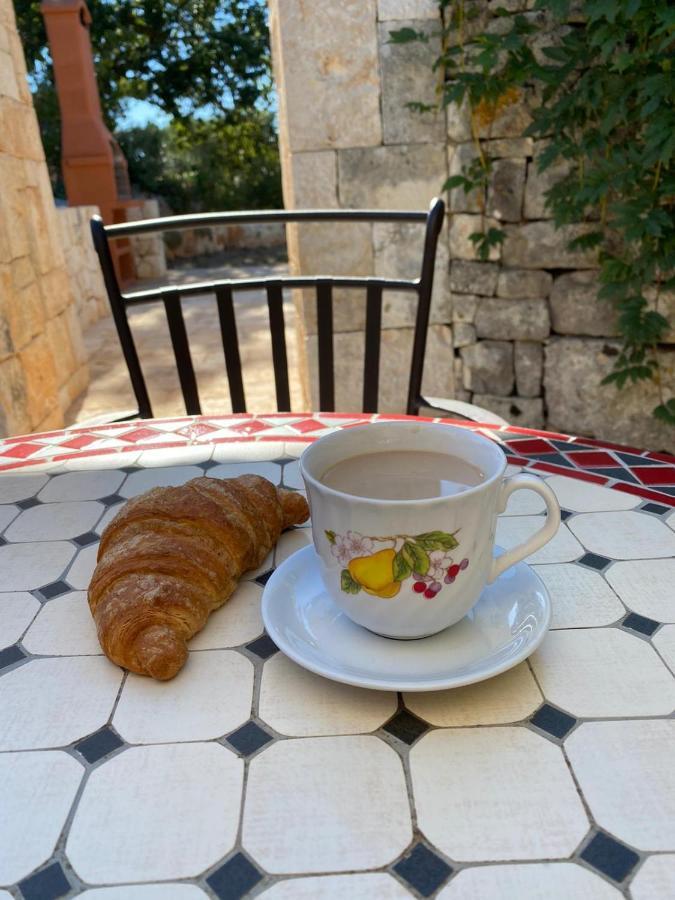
[{"left": 67, "top": 249, "right": 306, "bottom": 425}]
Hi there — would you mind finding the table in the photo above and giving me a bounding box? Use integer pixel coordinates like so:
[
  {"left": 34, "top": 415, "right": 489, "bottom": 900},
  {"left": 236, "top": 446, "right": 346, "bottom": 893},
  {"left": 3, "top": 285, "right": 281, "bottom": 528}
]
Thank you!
[{"left": 0, "top": 413, "right": 674, "bottom": 900}]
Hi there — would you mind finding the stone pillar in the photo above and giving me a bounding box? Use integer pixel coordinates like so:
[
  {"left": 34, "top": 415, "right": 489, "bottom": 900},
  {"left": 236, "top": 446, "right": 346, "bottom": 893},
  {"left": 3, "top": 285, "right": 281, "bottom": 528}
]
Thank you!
[{"left": 0, "top": 0, "right": 89, "bottom": 436}]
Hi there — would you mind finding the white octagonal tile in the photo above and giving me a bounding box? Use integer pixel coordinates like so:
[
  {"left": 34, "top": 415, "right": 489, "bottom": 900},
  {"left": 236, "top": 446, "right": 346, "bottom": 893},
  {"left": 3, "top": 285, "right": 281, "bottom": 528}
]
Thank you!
[
  {"left": 259, "top": 654, "right": 397, "bottom": 736},
  {"left": 67, "top": 743, "right": 243, "bottom": 882},
  {"left": 113, "top": 650, "right": 253, "bottom": 743},
  {"left": 274, "top": 528, "right": 313, "bottom": 567},
  {"left": 532, "top": 564, "right": 625, "bottom": 629},
  {"left": 22, "top": 592, "right": 101, "bottom": 656},
  {"left": 243, "top": 736, "right": 412, "bottom": 873},
  {"left": 80, "top": 885, "right": 208, "bottom": 899},
  {"left": 261, "top": 874, "right": 413, "bottom": 899},
  {"left": 190, "top": 582, "right": 264, "bottom": 649},
  {"left": 404, "top": 662, "right": 542, "bottom": 726},
  {"left": 66, "top": 545, "right": 100, "bottom": 590},
  {"left": 437, "top": 862, "right": 620, "bottom": 899},
  {"left": 495, "top": 519, "right": 583, "bottom": 564},
  {"left": 209, "top": 461, "right": 282, "bottom": 484},
  {"left": 0, "top": 591, "right": 40, "bottom": 649},
  {"left": 0, "top": 750, "right": 83, "bottom": 883},
  {"left": 0, "top": 473, "right": 48, "bottom": 503},
  {"left": 0, "top": 504, "right": 19, "bottom": 533},
  {"left": 0, "top": 541, "right": 75, "bottom": 591},
  {"left": 119, "top": 466, "right": 204, "bottom": 498},
  {"left": 605, "top": 559, "right": 675, "bottom": 622},
  {"left": 567, "top": 720, "right": 675, "bottom": 851},
  {"left": 502, "top": 488, "right": 546, "bottom": 515},
  {"left": 5, "top": 500, "right": 104, "bottom": 542},
  {"left": 631, "top": 855, "right": 675, "bottom": 900},
  {"left": 282, "top": 460, "right": 303, "bottom": 489},
  {"left": 654, "top": 625, "right": 675, "bottom": 674},
  {"left": 568, "top": 511, "right": 675, "bottom": 559},
  {"left": 0, "top": 656, "right": 122, "bottom": 750},
  {"left": 530, "top": 628, "right": 675, "bottom": 718},
  {"left": 95, "top": 502, "right": 124, "bottom": 536},
  {"left": 38, "top": 470, "right": 125, "bottom": 502},
  {"left": 410, "top": 728, "right": 588, "bottom": 861},
  {"left": 546, "top": 475, "right": 641, "bottom": 512}
]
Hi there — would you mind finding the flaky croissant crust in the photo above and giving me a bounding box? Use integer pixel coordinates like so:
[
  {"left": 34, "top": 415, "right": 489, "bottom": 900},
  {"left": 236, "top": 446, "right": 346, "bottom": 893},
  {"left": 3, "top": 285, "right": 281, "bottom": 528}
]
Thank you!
[{"left": 88, "top": 474, "right": 309, "bottom": 679}]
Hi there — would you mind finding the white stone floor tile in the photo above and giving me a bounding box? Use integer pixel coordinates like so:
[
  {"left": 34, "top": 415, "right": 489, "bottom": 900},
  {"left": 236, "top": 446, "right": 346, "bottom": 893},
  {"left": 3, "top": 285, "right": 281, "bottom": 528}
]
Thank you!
[
  {"left": 530, "top": 628, "right": 675, "bottom": 717},
  {"left": 546, "top": 475, "right": 641, "bottom": 512},
  {"left": 532, "top": 564, "right": 625, "bottom": 629},
  {"left": 0, "top": 504, "right": 18, "bottom": 532},
  {"left": 67, "top": 743, "right": 243, "bottom": 882},
  {"left": 0, "top": 591, "right": 40, "bottom": 649},
  {"left": 0, "top": 750, "right": 83, "bottom": 883},
  {"left": 437, "top": 863, "right": 620, "bottom": 899},
  {"left": 95, "top": 502, "right": 124, "bottom": 535},
  {"left": 410, "top": 727, "right": 588, "bottom": 861},
  {"left": 0, "top": 541, "right": 75, "bottom": 591},
  {"left": 80, "top": 887, "right": 208, "bottom": 900},
  {"left": 259, "top": 654, "right": 397, "bottom": 736},
  {"left": 282, "top": 460, "right": 304, "bottom": 489},
  {"left": 208, "top": 461, "right": 282, "bottom": 484},
  {"left": 66, "top": 545, "right": 99, "bottom": 589},
  {"left": 22, "top": 592, "right": 101, "bottom": 656},
  {"left": 495, "top": 518, "right": 583, "bottom": 564},
  {"left": 631, "top": 855, "right": 675, "bottom": 900},
  {"left": 137, "top": 446, "right": 213, "bottom": 467},
  {"left": 405, "top": 662, "right": 542, "bottom": 726},
  {"left": 261, "top": 874, "right": 413, "bottom": 899},
  {"left": 567, "top": 720, "right": 675, "bottom": 850},
  {"left": 113, "top": 650, "right": 253, "bottom": 743},
  {"left": 190, "top": 582, "right": 264, "bottom": 649},
  {"left": 654, "top": 625, "right": 675, "bottom": 674},
  {"left": 502, "top": 487, "right": 547, "bottom": 515},
  {"left": 119, "top": 466, "right": 204, "bottom": 498},
  {"left": 5, "top": 500, "right": 104, "bottom": 542},
  {"left": 38, "top": 470, "right": 125, "bottom": 502},
  {"left": 605, "top": 559, "right": 675, "bottom": 622},
  {"left": 0, "top": 473, "right": 48, "bottom": 503},
  {"left": 274, "top": 528, "right": 313, "bottom": 566},
  {"left": 0, "top": 656, "right": 122, "bottom": 750},
  {"left": 243, "top": 736, "right": 411, "bottom": 873},
  {"left": 568, "top": 511, "right": 675, "bottom": 559},
  {"left": 0, "top": 891, "right": 13, "bottom": 899}
]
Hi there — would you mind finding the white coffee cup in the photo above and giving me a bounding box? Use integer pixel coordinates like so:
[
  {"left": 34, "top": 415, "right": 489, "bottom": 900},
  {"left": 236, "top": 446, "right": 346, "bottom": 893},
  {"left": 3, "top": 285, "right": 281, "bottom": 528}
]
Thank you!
[{"left": 300, "top": 421, "right": 560, "bottom": 639}]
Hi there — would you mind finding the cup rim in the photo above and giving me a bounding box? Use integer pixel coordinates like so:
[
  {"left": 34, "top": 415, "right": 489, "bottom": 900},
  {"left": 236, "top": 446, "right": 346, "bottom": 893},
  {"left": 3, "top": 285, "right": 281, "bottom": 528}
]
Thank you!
[{"left": 300, "top": 421, "right": 507, "bottom": 506}]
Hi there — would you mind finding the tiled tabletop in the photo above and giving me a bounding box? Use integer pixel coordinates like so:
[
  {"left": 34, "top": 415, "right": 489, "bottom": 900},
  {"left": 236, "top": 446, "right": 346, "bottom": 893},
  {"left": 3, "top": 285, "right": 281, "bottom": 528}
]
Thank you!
[{"left": 0, "top": 414, "right": 674, "bottom": 900}]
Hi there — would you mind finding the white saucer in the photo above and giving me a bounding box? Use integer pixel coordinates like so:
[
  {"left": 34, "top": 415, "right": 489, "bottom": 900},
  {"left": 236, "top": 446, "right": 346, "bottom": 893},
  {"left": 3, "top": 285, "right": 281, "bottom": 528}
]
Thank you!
[{"left": 262, "top": 545, "right": 551, "bottom": 692}]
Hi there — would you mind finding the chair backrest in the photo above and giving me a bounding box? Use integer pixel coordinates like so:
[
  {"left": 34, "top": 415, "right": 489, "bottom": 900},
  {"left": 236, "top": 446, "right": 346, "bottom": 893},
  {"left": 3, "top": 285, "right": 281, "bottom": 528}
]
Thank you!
[{"left": 90, "top": 199, "right": 445, "bottom": 419}]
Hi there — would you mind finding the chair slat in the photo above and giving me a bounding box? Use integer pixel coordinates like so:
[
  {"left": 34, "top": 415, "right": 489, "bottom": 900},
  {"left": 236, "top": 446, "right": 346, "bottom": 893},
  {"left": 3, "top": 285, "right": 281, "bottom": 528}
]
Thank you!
[
  {"left": 163, "top": 292, "right": 202, "bottom": 415},
  {"left": 363, "top": 284, "right": 382, "bottom": 413},
  {"left": 266, "top": 284, "right": 291, "bottom": 411},
  {"left": 316, "top": 282, "right": 334, "bottom": 411},
  {"left": 216, "top": 287, "right": 246, "bottom": 413}
]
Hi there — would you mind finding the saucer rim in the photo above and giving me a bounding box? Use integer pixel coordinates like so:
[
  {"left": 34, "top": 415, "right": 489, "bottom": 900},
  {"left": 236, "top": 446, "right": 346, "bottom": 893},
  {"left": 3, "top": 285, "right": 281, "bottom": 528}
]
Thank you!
[{"left": 261, "top": 544, "right": 551, "bottom": 692}]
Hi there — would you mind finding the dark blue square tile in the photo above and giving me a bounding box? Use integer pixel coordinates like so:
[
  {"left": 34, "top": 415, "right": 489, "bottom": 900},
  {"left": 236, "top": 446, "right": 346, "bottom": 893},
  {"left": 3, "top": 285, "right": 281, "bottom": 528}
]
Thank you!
[
  {"left": 226, "top": 721, "right": 273, "bottom": 757},
  {"left": 577, "top": 552, "right": 611, "bottom": 572},
  {"left": 656, "top": 486, "right": 675, "bottom": 496},
  {"left": 383, "top": 710, "right": 429, "bottom": 745},
  {"left": 207, "top": 852, "right": 263, "bottom": 900},
  {"left": 246, "top": 633, "right": 278, "bottom": 660},
  {"left": 18, "top": 861, "right": 70, "bottom": 900},
  {"left": 622, "top": 612, "right": 660, "bottom": 637},
  {"left": 75, "top": 726, "right": 124, "bottom": 763},
  {"left": 529, "top": 452, "right": 574, "bottom": 467},
  {"left": 16, "top": 496, "right": 41, "bottom": 510},
  {"left": 560, "top": 508, "right": 573, "bottom": 521},
  {"left": 74, "top": 531, "right": 100, "bottom": 547},
  {"left": 393, "top": 843, "right": 453, "bottom": 897},
  {"left": 580, "top": 831, "right": 639, "bottom": 882},
  {"left": 120, "top": 465, "right": 139, "bottom": 473},
  {"left": 38, "top": 580, "right": 72, "bottom": 600},
  {"left": 100, "top": 493, "right": 124, "bottom": 506},
  {"left": 591, "top": 466, "right": 639, "bottom": 484},
  {"left": 529, "top": 703, "right": 576, "bottom": 740},
  {"left": 551, "top": 440, "right": 596, "bottom": 452},
  {"left": 616, "top": 452, "right": 659, "bottom": 467},
  {"left": 641, "top": 502, "right": 670, "bottom": 516},
  {"left": 0, "top": 534, "right": 6, "bottom": 546},
  {"left": 255, "top": 569, "right": 275, "bottom": 587},
  {"left": 200, "top": 459, "right": 220, "bottom": 471},
  {"left": 0, "top": 643, "right": 26, "bottom": 671}
]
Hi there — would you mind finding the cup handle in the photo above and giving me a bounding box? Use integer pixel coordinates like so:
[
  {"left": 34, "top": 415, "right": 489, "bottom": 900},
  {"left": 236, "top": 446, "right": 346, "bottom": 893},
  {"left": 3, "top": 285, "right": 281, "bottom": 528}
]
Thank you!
[{"left": 488, "top": 473, "right": 561, "bottom": 583}]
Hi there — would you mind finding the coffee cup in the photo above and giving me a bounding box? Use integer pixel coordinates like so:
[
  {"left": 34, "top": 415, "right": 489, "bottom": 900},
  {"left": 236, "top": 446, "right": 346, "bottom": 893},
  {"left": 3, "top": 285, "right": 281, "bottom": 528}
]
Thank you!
[{"left": 300, "top": 421, "right": 560, "bottom": 639}]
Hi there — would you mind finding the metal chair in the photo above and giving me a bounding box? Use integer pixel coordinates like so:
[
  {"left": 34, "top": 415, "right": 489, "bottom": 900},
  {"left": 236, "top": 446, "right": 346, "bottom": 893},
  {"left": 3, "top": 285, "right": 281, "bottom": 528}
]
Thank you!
[{"left": 90, "top": 199, "right": 506, "bottom": 424}]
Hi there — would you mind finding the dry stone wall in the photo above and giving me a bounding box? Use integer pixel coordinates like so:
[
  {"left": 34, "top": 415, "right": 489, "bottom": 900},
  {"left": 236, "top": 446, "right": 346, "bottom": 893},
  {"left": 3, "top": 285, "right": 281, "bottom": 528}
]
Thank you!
[{"left": 56, "top": 205, "right": 109, "bottom": 329}]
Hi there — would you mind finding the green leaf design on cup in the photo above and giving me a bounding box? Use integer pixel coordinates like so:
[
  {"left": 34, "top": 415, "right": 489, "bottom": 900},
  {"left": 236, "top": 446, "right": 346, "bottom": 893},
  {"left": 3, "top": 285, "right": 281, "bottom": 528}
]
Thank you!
[
  {"left": 414, "top": 530, "right": 459, "bottom": 552},
  {"left": 401, "top": 541, "right": 430, "bottom": 576},
  {"left": 341, "top": 569, "right": 361, "bottom": 594}
]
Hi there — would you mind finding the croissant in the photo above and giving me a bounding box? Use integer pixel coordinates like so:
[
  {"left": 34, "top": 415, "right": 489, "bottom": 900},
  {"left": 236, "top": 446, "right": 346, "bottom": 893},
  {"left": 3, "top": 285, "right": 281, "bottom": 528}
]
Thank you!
[{"left": 88, "top": 474, "right": 309, "bottom": 680}]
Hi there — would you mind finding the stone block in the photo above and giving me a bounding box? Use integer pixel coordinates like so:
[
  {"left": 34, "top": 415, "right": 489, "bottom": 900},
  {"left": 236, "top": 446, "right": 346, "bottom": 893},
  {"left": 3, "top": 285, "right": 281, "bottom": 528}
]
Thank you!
[
  {"left": 472, "top": 393, "right": 544, "bottom": 429},
  {"left": 288, "top": 151, "right": 337, "bottom": 208},
  {"left": 487, "top": 158, "right": 526, "bottom": 222},
  {"left": 0, "top": 354, "right": 30, "bottom": 437},
  {"left": 59, "top": 363, "right": 89, "bottom": 413},
  {"left": 475, "top": 87, "right": 533, "bottom": 139},
  {"left": 514, "top": 341, "right": 543, "bottom": 397},
  {"left": 46, "top": 312, "right": 77, "bottom": 378},
  {"left": 497, "top": 268, "right": 552, "bottom": 300},
  {"left": 7, "top": 279, "right": 44, "bottom": 351},
  {"left": 10, "top": 255, "right": 34, "bottom": 291},
  {"left": 475, "top": 297, "right": 550, "bottom": 340},
  {"left": 550, "top": 270, "right": 618, "bottom": 337},
  {"left": 0, "top": 48, "right": 19, "bottom": 101},
  {"left": 447, "top": 143, "right": 482, "bottom": 213},
  {"left": 64, "top": 304, "right": 87, "bottom": 367},
  {"left": 378, "top": 0, "right": 439, "bottom": 19},
  {"left": 502, "top": 222, "right": 598, "bottom": 269},
  {"left": 306, "top": 324, "right": 454, "bottom": 412},
  {"left": 460, "top": 340, "right": 514, "bottom": 395},
  {"left": 644, "top": 287, "right": 675, "bottom": 344},
  {"left": 338, "top": 144, "right": 446, "bottom": 210},
  {"left": 268, "top": 0, "right": 381, "bottom": 152},
  {"left": 18, "top": 334, "right": 60, "bottom": 428},
  {"left": 452, "top": 292, "right": 480, "bottom": 324},
  {"left": 447, "top": 96, "right": 472, "bottom": 143},
  {"left": 484, "top": 137, "right": 534, "bottom": 158},
  {"left": 545, "top": 338, "right": 675, "bottom": 450},
  {"left": 524, "top": 152, "right": 571, "bottom": 219},
  {"left": 379, "top": 20, "right": 444, "bottom": 144},
  {"left": 0, "top": 268, "right": 14, "bottom": 361},
  {"left": 453, "top": 323, "right": 475, "bottom": 347},
  {"left": 449, "top": 260, "right": 498, "bottom": 296},
  {"left": 449, "top": 214, "right": 501, "bottom": 261},
  {"left": 40, "top": 267, "right": 73, "bottom": 319}
]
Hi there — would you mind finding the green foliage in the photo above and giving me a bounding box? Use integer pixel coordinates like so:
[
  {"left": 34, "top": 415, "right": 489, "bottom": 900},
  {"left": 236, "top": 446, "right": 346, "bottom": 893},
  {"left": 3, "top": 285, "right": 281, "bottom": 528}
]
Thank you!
[{"left": 394, "top": 0, "right": 675, "bottom": 424}]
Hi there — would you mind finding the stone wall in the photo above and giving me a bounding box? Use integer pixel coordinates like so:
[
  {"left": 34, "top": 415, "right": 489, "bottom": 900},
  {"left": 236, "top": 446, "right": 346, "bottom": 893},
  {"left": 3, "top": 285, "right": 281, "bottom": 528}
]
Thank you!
[
  {"left": 164, "top": 221, "right": 286, "bottom": 262},
  {"left": 56, "top": 204, "right": 109, "bottom": 328},
  {"left": 0, "top": 0, "right": 88, "bottom": 437},
  {"left": 269, "top": 0, "right": 674, "bottom": 448},
  {"left": 127, "top": 198, "right": 167, "bottom": 280}
]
